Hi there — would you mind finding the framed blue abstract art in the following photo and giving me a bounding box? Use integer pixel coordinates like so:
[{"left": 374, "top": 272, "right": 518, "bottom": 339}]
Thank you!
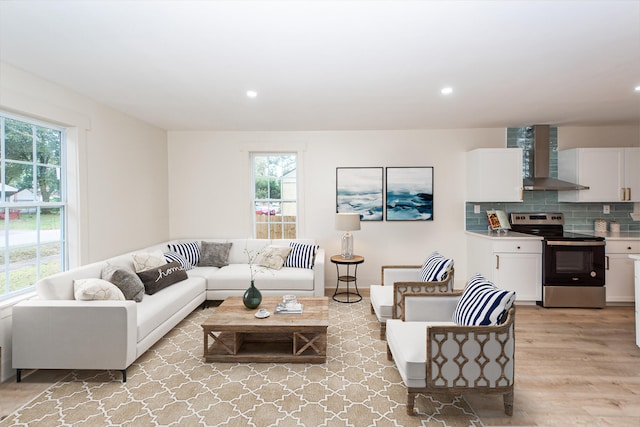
[
  {"left": 385, "top": 167, "right": 434, "bottom": 221},
  {"left": 336, "top": 167, "right": 383, "bottom": 221}
]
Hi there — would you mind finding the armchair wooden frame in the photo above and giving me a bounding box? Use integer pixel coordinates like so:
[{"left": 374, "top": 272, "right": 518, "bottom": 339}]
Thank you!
[
  {"left": 370, "top": 266, "right": 454, "bottom": 339},
  {"left": 386, "top": 291, "right": 515, "bottom": 416}
]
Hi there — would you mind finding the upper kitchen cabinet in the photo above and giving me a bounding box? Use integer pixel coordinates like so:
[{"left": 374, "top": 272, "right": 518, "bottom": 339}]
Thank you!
[
  {"left": 466, "top": 148, "right": 523, "bottom": 202},
  {"left": 558, "top": 148, "right": 640, "bottom": 202}
]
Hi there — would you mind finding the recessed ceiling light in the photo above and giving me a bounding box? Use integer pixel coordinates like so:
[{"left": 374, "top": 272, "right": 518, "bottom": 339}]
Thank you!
[
  {"left": 635, "top": 85, "right": 640, "bottom": 92},
  {"left": 246, "top": 90, "right": 258, "bottom": 98},
  {"left": 441, "top": 87, "right": 453, "bottom": 95}
]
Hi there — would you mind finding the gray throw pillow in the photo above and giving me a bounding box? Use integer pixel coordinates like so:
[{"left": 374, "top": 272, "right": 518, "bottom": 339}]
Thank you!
[
  {"left": 199, "top": 241, "right": 232, "bottom": 267},
  {"left": 101, "top": 264, "right": 145, "bottom": 302}
]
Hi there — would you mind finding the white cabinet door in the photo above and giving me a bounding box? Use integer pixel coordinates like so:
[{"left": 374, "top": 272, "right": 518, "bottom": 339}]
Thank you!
[
  {"left": 466, "top": 148, "right": 523, "bottom": 202},
  {"left": 634, "top": 259, "right": 640, "bottom": 347},
  {"left": 605, "top": 240, "right": 639, "bottom": 303},
  {"left": 559, "top": 148, "right": 639, "bottom": 202},
  {"left": 493, "top": 252, "right": 542, "bottom": 301},
  {"left": 467, "top": 234, "right": 542, "bottom": 302},
  {"left": 623, "top": 148, "right": 640, "bottom": 202},
  {"left": 558, "top": 148, "right": 623, "bottom": 202},
  {"left": 606, "top": 254, "right": 636, "bottom": 302}
]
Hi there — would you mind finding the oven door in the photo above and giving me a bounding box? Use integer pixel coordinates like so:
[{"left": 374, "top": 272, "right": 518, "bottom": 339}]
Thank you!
[{"left": 543, "top": 240, "right": 605, "bottom": 286}]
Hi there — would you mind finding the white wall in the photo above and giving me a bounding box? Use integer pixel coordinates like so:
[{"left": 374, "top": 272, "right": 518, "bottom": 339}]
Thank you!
[
  {"left": 167, "top": 129, "right": 508, "bottom": 291},
  {"left": 560, "top": 126, "right": 640, "bottom": 149},
  {"left": 0, "top": 63, "right": 169, "bottom": 381}
]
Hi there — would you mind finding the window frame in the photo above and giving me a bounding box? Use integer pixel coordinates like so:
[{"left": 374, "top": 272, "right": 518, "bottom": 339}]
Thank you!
[
  {"left": 1, "top": 111, "right": 67, "bottom": 301},
  {"left": 250, "top": 152, "right": 298, "bottom": 240}
]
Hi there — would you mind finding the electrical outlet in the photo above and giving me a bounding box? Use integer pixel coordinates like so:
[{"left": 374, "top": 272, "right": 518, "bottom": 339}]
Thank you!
[
  {"left": 603, "top": 205, "right": 610, "bottom": 214},
  {"left": 474, "top": 204, "right": 481, "bottom": 214}
]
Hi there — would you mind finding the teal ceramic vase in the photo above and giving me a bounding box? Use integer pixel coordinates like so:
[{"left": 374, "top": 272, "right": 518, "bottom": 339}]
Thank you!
[{"left": 243, "top": 280, "right": 262, "bottom": 309}]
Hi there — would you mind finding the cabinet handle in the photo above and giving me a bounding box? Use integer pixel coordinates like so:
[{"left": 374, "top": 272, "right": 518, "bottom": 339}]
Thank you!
[
  {"left": 517, "top": 246, "right": 521, "bottom": 250},
  {"left": 496, "top": 255, "right": 500, "bottom": 269},
  {"left": 621, "top": 188, "right": 626, "bottom": 201},
  {"left": 627, "top": 188, "right": 631, "bottom": 201},
  {"left": 605, "top": 255, "right": 609, "bottom": 270}
]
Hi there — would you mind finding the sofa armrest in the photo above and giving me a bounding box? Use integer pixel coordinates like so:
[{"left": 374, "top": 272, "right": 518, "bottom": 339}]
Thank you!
[
  {"left": 400, "top": 290, "right": 462, "bottom": 321},
  {"left": 313, "top": 248, "right": 325, "bottom": 296},
  {"left": 12, "top": 300, "right": 138, "bottom": 371},
  {"left": 426, "top": 307, "right": 515, "bottom": 390}
]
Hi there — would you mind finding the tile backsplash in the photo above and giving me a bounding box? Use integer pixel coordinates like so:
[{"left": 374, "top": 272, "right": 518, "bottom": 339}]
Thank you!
[
  {"left": 465, "top": 128, "right": 639, "bottom": 232},
  {"left": 465, "top": 192, "right": 637, "bottom": 232}
]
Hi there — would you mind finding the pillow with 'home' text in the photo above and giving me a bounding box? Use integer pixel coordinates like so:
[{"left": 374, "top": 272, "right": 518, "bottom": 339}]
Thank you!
[{"left": 137, "top": 261, "right": 188, "bottom": 295}]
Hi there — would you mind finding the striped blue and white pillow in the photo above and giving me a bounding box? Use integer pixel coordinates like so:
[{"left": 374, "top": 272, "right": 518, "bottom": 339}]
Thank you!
[
  {"left": 419, "top": 252, "right": 453, "bottom": 282},
  {"left": 167, "top": 241, "right": 200, "bottom": 267},
  {"left": 453, "top": 274, "right": 516, "bottom": 326},
  {"left": 284, "top": 242, "right": 319, "bottom": 269},
  {"left": 164, "top": 251, "right": 194, "bottom": 271}
]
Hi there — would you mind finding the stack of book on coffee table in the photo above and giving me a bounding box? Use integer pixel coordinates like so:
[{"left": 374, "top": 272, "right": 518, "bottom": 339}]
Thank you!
[{"left": 275, "top": 302, "right": 304, "bottom": 314}]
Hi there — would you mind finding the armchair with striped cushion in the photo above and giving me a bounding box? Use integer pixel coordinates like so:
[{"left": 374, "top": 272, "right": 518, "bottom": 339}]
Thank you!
[
  {"left": 370, "top": 252, "right": 454, "bottom": 339},
  {"left": 385, "top": 274, "right": 516, "bottom": 416}
]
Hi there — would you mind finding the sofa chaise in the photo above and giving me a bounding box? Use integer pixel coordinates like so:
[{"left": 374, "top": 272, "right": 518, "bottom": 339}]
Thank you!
[{"left": 12, "top": 238, "right": 324, "bottom": 382}]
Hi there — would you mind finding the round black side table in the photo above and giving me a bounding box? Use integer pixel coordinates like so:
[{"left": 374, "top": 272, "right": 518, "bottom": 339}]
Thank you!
[{"left": 330, "top": 255, "right": 364, "bottom": 303}]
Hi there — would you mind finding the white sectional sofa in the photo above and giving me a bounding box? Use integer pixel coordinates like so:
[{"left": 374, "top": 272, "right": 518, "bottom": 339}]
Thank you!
[{"left": 12, "top": 238, "right": 324, "bottom": 382}]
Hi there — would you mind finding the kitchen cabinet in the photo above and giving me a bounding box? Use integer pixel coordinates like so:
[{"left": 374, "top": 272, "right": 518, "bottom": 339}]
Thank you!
[
  {"left": 467, "top": 232, "right": 542, "bottom": 301},
  {"left": 558, "top": 148, "right": 640, "bottom": 202},
  {"left": 633, "top": 255, "right": 640, "bottom": 348},
  {"left": 466, "top": 148, "right": 523, "bottom": 202},
  {"left": 605, "top": 240, "right": 640, "bottom": 303}
]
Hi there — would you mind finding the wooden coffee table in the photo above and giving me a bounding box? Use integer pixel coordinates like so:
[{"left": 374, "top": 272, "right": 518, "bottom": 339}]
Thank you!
[{"left": 202, "top": 296, "right": 329, "bottom": 363}]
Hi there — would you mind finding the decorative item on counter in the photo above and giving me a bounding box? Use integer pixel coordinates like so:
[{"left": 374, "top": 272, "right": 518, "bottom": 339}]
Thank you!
[
  {"left": 486, "top": 209, "right": 511, "bottom": 231},
  {"left": 610, "top": 221, "right": 620, "bottom": 233},
  {"left": 594, "top": 219, "right": 607, "bottom": 233}
]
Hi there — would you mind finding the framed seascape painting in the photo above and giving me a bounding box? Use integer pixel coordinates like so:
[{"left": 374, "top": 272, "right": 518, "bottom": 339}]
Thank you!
[
  {"left": 336, "top": 167, "right": 383, "bottom": 221},
  {"left": 385, "top": 167, "right": 434, "bottom": 221}
]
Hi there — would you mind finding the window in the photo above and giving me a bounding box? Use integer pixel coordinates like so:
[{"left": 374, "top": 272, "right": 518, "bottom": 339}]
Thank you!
[
  {"left": 1, "top": 113, "right": 66, "bottom": 300},
  {"left": 251, "top": 153, "right": 297, "bottom": 239}
]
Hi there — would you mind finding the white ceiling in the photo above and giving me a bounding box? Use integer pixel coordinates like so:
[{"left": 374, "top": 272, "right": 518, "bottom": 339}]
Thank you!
[{"left": 1, "top": 0, "right": 639, "bottom": 131}]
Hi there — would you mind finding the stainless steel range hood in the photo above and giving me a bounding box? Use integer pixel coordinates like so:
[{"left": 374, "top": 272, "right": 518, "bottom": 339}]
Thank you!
[{"left": 522, "top": 125, "right": 589, "bottom": 191}]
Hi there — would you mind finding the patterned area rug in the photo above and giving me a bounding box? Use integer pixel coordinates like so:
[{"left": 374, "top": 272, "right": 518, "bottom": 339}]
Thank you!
[{"left": 2, "top": 298, "right": 482, "bottom": 426}]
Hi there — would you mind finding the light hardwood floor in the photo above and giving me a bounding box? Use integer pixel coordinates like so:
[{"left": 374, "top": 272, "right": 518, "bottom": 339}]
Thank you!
[
  {"left": 467, "top": 304, "right": 640, "bottom": 426},
  {"left": 2, "top": 304, "right": 639, "bottom": 426}
]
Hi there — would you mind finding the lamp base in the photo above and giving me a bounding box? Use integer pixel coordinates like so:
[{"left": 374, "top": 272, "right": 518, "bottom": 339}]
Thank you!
[{"left": 341, "top": 232, "right": 354, "bottom": 259}]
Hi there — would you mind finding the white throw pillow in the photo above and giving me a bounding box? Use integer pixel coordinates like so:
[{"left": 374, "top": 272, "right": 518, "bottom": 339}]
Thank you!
[
  {"left": 74, "top": 278, "right": 126, "bottom": 301},
  {"left": 257, "top": 246, "right": 293, "bottom": 270},
  {"left": 132, "top": 250, "right": 167, "bottom": 273}
]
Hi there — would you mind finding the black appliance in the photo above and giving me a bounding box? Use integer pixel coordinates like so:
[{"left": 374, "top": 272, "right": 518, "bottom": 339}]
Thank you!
[{"left": 510, "top": 212, "right": 606, "bottom": 308}]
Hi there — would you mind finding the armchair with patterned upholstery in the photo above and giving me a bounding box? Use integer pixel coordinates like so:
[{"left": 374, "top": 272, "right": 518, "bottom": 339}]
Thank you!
[
  {"left": 370, "top": 255, "right": 454, "bottom": 339},
  {"left": 385, "top": 275, "right": 516, "bottom": 416}
]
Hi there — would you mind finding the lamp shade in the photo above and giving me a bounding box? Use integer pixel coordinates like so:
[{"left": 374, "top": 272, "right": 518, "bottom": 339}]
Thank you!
[{"left": 335, "top": 213, "right": 361, "bottom": 231}]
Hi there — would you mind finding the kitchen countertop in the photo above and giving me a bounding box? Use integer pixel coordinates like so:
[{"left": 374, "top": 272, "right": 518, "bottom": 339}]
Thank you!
[
  {"left": 580, "top": 231, "right": 640, "bottom": 240},
  {"left": 630, "top": 254, "right": 640, "bottom": 260},
  {"left": 465, "top": 230, "right": 543, "bottom": 240}
]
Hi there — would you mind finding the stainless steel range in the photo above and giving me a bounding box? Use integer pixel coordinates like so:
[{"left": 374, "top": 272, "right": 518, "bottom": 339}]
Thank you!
[{"left": 510, "top": 212, "right": 606, "bottom": 308}]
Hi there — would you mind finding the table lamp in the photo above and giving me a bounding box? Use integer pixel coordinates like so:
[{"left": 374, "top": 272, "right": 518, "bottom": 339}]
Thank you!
[{"left": 335, "top": 213, "right": 361, "bottom": 259}]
